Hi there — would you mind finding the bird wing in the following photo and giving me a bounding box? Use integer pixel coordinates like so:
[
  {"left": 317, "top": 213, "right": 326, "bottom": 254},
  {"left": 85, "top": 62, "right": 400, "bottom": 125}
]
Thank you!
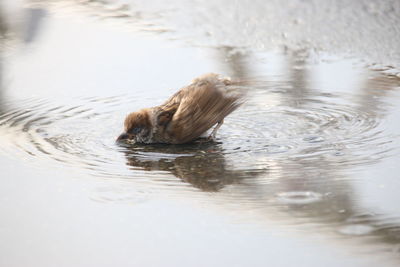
[
  {"left": 166, "top": 75, "right": 241, "bottom": 144},
  {"left": 155, "top": 90, "right": 182, "bottom": 127}
]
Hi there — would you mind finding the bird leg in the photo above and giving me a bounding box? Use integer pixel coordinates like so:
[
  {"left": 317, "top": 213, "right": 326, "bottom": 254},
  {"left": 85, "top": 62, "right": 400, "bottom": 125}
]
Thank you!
[{"left": 208, "top": 120, "right": 224, "bottom": 141}]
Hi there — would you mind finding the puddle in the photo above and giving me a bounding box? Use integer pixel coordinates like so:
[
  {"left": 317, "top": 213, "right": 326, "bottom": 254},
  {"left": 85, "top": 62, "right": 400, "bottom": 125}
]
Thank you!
[{"left": 1, "top": 1, "right": 400, "bottom": 266}]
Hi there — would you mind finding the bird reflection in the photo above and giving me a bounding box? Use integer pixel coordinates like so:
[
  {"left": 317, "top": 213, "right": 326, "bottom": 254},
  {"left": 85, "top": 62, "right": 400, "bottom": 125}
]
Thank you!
[
  {"left": 2, "top": 0, "right": 399, "bottom": 258},
  {"left": 121, "top": 140, "right": 264, "bottom": 192}
]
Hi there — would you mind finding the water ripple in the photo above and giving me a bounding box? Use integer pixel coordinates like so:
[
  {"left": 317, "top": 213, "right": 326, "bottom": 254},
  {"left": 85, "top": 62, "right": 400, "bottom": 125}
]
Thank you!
[
  {"left": 0, "top": 74, "right": 399, "bottom": 252},
  {"left": 0, "top": 87, "right": 397, "bottom": 180},
  {"left": 275, "top": 191, "right": 323, "bottom": 205}
]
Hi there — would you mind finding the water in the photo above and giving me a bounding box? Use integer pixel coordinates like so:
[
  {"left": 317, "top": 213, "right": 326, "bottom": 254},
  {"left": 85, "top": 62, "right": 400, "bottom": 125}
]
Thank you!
[{"left": 1, "top": 1, "right": 400, "bottom": 266}]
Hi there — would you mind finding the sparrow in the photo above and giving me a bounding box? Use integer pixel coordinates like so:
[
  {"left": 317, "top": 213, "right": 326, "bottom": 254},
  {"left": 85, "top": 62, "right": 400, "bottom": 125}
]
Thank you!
[{"left": 117, "top": 73, "right": 242, "bottom": 144}]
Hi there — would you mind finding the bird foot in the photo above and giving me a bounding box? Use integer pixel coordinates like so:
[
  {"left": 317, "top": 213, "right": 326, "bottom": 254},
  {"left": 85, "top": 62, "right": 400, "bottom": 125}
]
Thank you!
[{"left": 207, "top": 120, "right": 224, "bottom": 141}]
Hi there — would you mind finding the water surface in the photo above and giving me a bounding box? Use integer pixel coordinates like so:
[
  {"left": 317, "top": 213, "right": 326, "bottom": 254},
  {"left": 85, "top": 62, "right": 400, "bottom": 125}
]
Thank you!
[{"left": 1, "top": 1, "right": 400, "bottom": 266}]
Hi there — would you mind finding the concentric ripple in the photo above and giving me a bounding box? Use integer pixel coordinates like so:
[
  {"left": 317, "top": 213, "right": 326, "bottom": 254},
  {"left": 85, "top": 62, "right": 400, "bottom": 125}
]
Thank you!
[
  {"left": 1, "top": 79, "right": 400, "bottom": 245},
  {"left": 0, "top": 85, "right": 397, "bottom": 184},
  {"left": 275, "top": 191, "right": 323, "bottom": 205},
  {"left": 0, "top": 95, "right": 126, "bottom": 172}
]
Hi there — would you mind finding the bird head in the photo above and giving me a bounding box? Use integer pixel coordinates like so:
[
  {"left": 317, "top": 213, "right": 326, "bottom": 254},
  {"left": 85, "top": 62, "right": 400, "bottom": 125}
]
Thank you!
[{"left": 117, "top": 109, "right": 152, "bottom": 143}]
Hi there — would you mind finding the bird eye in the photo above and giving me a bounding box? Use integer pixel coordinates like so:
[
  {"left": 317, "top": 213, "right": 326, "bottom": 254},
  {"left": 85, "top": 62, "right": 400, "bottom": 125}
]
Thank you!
[{"left": 129, "top": 127, "right": 142, "bottom": 134}]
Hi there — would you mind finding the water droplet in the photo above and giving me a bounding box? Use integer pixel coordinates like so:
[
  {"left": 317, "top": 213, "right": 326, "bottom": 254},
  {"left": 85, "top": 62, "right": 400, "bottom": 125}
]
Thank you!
[{"left": 275, "top": 191, "right": 323, "bottom": 205}]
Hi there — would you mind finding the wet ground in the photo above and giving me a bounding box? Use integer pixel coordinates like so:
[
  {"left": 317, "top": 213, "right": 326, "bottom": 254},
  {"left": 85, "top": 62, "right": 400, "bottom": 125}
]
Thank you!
[{"left": 1, "top": 1, "right": 400, "bottom": 266}]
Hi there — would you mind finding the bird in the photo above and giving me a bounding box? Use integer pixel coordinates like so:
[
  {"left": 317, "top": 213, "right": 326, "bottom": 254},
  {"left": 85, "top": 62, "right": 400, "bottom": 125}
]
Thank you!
[{"left": 116, "top": 73, "right": 242, "bottom": 144}]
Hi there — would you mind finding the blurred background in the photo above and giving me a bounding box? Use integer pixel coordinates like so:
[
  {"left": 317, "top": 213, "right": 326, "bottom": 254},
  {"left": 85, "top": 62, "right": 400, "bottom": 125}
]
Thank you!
[{"left": 0, "top": 1, "right": 399, "bottom": 266}]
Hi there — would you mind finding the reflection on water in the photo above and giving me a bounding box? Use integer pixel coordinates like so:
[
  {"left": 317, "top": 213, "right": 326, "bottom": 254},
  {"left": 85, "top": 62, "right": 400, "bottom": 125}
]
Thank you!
[
  {"left": 114, "top": 69, "right": 400, "bottom": 244},
  {"left": 1, "top": 1, "right": 400, "bottom": 266},
  {"left": 122, "top": 142, "right": 248, "bottom": 192},
  {"left": 120, "top": 140, "right": 271, "bottom": 192},
  {"left": 0, "top": 47, "right": 399, "bottom": 262}
]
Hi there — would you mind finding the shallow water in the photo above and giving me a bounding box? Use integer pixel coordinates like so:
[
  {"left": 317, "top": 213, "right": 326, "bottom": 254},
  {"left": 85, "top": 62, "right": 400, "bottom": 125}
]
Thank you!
[{"left": 1, "top": 1, "right": 400, "bottom": 266}]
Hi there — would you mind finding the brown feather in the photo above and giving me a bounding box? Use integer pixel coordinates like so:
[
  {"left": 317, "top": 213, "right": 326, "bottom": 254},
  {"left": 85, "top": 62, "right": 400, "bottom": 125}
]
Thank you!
[
  {"left": 118, "top": 73, "right": 242, "bottom": 144},
  {"left": 166, "top": 75, "right": 240, "bottom": 143}
]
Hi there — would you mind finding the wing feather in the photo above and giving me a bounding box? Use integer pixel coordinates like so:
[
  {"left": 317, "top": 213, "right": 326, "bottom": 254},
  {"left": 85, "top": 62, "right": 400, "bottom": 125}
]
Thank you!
[{"left": 166, "top": 74, "right": 241, "bottom": 144}]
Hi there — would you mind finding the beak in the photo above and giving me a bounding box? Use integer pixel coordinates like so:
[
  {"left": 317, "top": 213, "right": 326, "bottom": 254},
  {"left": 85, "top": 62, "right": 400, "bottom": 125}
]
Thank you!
[{"left": 116, "top": 132, "right": 130, "bottom": 142}]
